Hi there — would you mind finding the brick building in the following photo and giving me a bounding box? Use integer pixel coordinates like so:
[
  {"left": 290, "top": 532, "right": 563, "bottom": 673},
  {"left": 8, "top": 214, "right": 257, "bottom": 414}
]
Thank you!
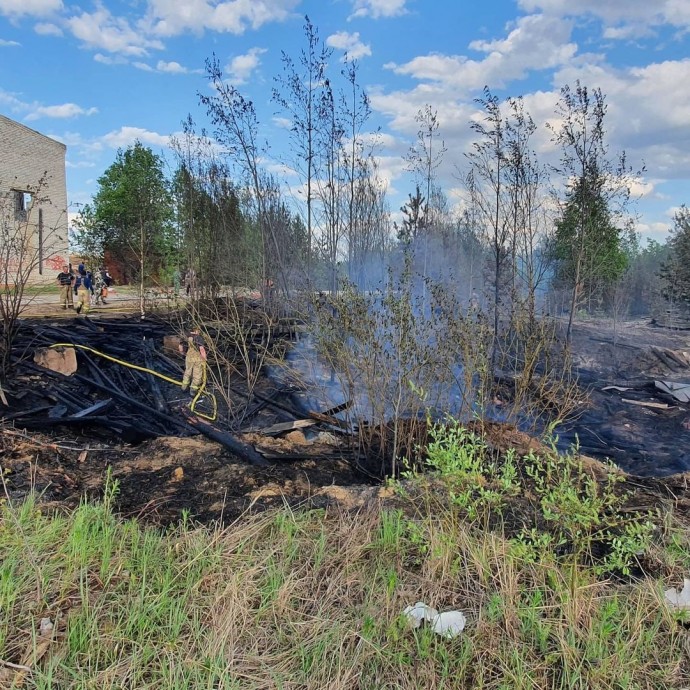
[{"left": 0, "top": 114, "right": 69, "bottom": 284}]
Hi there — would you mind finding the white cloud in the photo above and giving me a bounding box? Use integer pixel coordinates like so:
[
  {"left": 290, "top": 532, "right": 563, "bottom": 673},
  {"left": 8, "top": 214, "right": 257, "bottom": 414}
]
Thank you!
[
  {"left": 0, "top": 0, "right": 62, "bottom": 18},
  {"left": 265, "top": 162, "right": 298, "bottom": 178},
  {"left": 93, "top": 53, "right": 129, "bottom": 65},
  {"left": 156, "top": 59, "right": 202, "bottom": 74},
  {"left": 157, "top": 59, "right": 187, "bottom": 73},
  {"left": 25, "top": 103, "right": 98, "bottom": 120},
  {"left": 100, "top": 126, "right": 172, "bottom": 149},
  {"left": 0, "top": 89, "right": 98, "bottom": 125},
  {"left": 66, "top": 160, "right": 96, "bottom": 169},
  {"left": 272, "top": 116, "right": 292, "bottom": 129},
  {"left": 636, "top": 219, "right": 673, "bottom": 241},
  {"left": 370, "top": 84, "right": 466, "bottom": 134},
  {"left": 136, "top": 59, "right": 201, "bottom": 74},
  {"left": 34, "top": 21, "right": 62, "bottom": 36},
  {"left": 326, "top": 31, "right": 371, "bottom": 60},
  {"left": 622, "top": 176, "right": 656, "bottom": 199},
  {"left": 371, "top": 154, "right": 407, "bottom": 195},
  {"left": 360, "top": 131, "right": 398, "bottom": 149},
  {"left": 0, "top": 38, "right": 20, "bottom": 46},
  {"left": 385, "top": 15, "right": 577, "bottom": 93},
  {"left": 349, "top": 0, "right": 407, "bottom": 20},
  {"left": 49, "top": 131, "right": 104, "bottom": 157},
  {"left": 517, "top": 0, "right": 690, "bottom": 34},
  {"left": 549, "top": 58, "right": 690, "bottom": 176},
  {"left": 225, "top": 47, "right": 266, "bottom": 84},
  {"left": 602, "top": 24, "right": 651, "bottom": 40},
  {"left": 0, "top": 88, "right": 24, "bottom": 113},
  {"left": 146, "top": 0, "right": 299, "bottom": 37},
  {"left": 66, "top": 6, "right": 164, "bottom": 57}
]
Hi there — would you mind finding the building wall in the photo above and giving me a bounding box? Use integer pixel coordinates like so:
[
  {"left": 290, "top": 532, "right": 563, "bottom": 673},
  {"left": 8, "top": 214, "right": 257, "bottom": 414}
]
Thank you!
[{"left": 0, "top": 114, "right": 69, "bottom": 284}]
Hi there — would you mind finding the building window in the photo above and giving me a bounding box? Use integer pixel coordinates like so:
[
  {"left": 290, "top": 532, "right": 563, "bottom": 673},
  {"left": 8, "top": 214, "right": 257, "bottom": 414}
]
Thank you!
[{"left": 13, "top": 190, "right": 32, "bottom": 222}]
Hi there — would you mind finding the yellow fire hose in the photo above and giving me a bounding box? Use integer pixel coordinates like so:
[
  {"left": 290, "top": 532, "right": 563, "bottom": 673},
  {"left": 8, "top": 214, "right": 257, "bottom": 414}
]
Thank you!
[{"left": 48, "top": 343, "right": 217, "bottom": 421}]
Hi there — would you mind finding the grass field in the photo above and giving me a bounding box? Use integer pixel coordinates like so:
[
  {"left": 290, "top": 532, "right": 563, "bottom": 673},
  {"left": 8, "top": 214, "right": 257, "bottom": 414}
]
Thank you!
[{"left": 2, "top": 449, "right": 690, "bottom": 689}]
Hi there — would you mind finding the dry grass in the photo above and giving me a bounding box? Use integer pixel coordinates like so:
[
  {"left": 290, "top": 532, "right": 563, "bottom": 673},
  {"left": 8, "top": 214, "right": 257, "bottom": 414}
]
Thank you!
[{"left": 1, "top": 472, "right": 690, "bottom": 689}]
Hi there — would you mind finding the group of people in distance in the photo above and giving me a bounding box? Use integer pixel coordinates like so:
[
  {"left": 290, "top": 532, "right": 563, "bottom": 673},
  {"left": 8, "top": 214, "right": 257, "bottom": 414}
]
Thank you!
[{"left": 56, "top": 263, "right": 113, "bottom": 315}]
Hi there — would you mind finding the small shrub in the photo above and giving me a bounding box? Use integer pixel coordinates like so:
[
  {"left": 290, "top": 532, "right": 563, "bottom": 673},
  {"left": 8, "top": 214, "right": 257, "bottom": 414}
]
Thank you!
[{"left": 420, "top": 419, "right": 657, "bottom": 576}]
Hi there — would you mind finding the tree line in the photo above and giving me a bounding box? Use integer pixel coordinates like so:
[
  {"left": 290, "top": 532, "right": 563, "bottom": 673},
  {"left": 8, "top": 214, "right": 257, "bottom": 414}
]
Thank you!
[{"left": 72, "top": 16, "right": 690, "bottom": 337}]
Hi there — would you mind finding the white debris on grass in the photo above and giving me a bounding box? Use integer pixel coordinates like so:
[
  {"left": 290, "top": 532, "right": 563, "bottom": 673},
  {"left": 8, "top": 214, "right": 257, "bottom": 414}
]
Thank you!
[
  {"left": 664, "top": 579, "right": 690, "bottom": 611},
  {"left": 402, "top": 602, "right": 466, "bottom": 638},
  {"left": 430, "top": 610, "right": 467, "bottom": 638},
  {"left": 403, "top": 602, "right": 439, "bottom": 628}
]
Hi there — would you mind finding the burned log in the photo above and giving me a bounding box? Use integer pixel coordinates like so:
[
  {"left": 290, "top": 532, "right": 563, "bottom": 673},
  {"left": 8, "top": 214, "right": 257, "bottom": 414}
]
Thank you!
[
  {"left": 232, "top": 386, "right": 351, "bottom": 433},
  {"left": 71, "top": 399, "right": 113, "bottom": 418},
  {"left": 239, "top": 386, "right": 294, "bottom": 429},
  {"left": 1, "top": 404, "right": 53, "bottom": 422},
  {"left": 183, "top": 413, "right": 270, "bottom": 466}
]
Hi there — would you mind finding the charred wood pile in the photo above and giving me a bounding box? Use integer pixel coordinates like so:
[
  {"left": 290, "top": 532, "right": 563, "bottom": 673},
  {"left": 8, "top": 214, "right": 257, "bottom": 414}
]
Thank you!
[
  {"left": 4, "top": 317, "right": 188, "bottom": 442},
  {"left": 0, "top": 312, "right": 358, "bottom": 470}
]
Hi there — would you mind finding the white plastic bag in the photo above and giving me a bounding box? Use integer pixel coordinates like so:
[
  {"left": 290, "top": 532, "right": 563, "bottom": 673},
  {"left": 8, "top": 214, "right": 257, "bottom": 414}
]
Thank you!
[
  {"left": 402, "top": 601, "right": 466, "bottom": 638},
  {"left": 403, "top": 602, "right": 439, "bottom": 628}
]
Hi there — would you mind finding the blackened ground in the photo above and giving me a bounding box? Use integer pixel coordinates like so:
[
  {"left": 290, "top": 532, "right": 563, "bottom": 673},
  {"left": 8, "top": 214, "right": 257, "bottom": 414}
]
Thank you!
[
  {"left": 2, "top": 314, "right": 689, "bottom": 526},
  {"left": 0, "top": 432, "right": 379, "bottom": 524},
  {"left": 556, "top": 318, "right": 690, "bottom": 476}
]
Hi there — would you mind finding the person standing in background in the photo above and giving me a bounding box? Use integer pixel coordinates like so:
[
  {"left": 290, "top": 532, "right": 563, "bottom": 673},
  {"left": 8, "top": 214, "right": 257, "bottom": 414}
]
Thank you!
[
  {"left": 185, "top": 267, "right": 197, "bottom": 297},
  {"left": 56, "top": 264, "right": 74, "bottom": 309},
  {"left": 74, "top": 264, "right": 92, "bottom": 315},
  {"left": 93, "top": 268, "right": 109, "bottom": 305}
]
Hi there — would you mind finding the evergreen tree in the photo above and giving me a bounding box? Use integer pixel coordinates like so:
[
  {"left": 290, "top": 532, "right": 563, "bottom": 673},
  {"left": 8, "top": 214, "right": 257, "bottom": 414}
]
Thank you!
[
  {"left": 552, "top": 169, "right": 629, "bottom": 311},
  {"left": 549, "top": 82, "right": 636, "bottom": 340},
  {"left": 659, "top": 205, "right": 690, "bottom": 305},
  {"left": 396, "top": 186, "right": 427, "bottom": 245}
]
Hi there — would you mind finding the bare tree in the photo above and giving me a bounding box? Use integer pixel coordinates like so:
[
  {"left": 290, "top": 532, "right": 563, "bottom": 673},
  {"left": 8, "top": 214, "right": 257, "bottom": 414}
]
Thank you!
[
  {"left": 466, "top": 88, "right": 511, "bottom": 367},
  {"left": 504, "top": 97, "right": 551, "bottom": 327},
  {"left": 348, "top": 156, "right": 391, "bottom": 289},
  {"left": 1, "top": 178, "right": 66, "bottom": 377},
  {"left": 272, "top": 15, "right": 332, "bottom": 285},
  {"left": 201, "top": 56, "right": 291, "bottom": 300},
  {"left": 315, "top": 78, "right": 346, "bottom": 293},
  {"left": 406, "top": 105, "right": 447, "bottom": 302},
  {"left": 339, "top": 58, "right": 375, "bottom": 282}
]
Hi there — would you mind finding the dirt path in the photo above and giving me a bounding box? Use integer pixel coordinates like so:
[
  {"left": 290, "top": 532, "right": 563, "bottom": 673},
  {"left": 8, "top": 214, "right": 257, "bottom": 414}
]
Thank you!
[{"left": 18, "top": 287, "right": 181, "bottom": 318}]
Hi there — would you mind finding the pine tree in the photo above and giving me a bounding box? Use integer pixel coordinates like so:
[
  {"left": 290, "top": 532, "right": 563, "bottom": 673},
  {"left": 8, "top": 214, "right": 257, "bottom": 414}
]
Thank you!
[
  {"left": 659, "top": 206, "right": 690, "bottom": 305},
  {"left": 552, "top": 168, "right": 629, "bottom": 311}
]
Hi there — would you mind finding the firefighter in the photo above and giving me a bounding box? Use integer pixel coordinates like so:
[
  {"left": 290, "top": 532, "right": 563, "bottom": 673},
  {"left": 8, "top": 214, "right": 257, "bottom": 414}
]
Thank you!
[
  {"left": 179, "top": 328, "right": 207, "bottom": 398},
  {"left": 74, "top": 264, "right": 92, "bottom": 315},
  {"left": 56, "top": 264, "right": 74, "bottom": 309}
]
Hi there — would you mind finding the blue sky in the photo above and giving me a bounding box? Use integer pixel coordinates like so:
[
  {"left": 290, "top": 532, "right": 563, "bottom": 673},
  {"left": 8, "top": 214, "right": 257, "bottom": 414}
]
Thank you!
[{"left": 1, "top": 0, "right": 689, "bottom": 243}]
